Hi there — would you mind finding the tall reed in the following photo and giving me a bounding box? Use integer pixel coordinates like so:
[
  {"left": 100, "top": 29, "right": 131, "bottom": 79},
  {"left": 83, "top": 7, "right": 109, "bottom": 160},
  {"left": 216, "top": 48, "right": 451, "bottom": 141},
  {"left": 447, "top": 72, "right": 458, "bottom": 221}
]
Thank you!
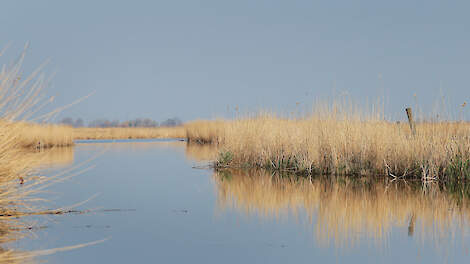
[{"left": 185, "top": 107, "right": 470, "bottom": 181}]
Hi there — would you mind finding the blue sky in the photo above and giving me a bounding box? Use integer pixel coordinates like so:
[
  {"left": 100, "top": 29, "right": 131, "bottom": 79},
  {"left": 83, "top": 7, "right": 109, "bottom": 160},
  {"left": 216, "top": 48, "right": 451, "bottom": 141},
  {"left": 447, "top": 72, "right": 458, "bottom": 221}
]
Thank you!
[{"left": 1, "top": 0, "right": 469, "bottom": 122}]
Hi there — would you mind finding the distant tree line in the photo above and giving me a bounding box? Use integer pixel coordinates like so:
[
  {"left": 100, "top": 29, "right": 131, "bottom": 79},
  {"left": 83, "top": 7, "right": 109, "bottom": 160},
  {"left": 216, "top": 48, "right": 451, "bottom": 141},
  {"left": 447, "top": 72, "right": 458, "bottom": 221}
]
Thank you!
[
  {"left": 59, "top": 117, "right": 85, "bottom": 128},
  {"left": 59, "top": 117, "right": 182, "bottom": 128}
]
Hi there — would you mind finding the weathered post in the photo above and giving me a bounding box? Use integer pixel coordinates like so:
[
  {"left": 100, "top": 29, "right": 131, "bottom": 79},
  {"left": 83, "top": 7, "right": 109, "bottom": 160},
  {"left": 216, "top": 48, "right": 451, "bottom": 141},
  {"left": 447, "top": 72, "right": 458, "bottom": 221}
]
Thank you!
[
  {"left": 408, "top": 213, "right": 415, "bottom": 237},
  {"left": 405, "top": 107, "right": 416, "bottom": 135}
]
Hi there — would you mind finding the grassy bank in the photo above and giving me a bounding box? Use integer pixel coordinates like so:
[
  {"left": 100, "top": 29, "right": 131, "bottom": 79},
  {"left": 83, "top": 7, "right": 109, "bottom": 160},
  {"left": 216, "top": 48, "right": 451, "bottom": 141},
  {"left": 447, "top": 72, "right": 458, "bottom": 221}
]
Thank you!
[
  {"left": 185, "top": 111, "right": 470, "bottom": 182},
  {"left": 15, "top": 122, "right": 74, "bottom": 148},
  {"left": 4, "top": 124, "right": 186, "bottom": 150},
  {"left": 73, "top": 126, "right": 186, "bottom": 140}
]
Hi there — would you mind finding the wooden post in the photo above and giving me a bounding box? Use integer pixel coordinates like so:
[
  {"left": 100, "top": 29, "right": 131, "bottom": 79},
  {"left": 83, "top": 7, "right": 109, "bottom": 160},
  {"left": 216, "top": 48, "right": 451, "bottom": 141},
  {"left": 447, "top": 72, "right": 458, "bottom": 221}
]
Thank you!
[
  {"left": 405, "top": 107, "right": 416, "bottom": 135},
  {"left": 408, "top": 213, "right": 415, "bottom": 237}
]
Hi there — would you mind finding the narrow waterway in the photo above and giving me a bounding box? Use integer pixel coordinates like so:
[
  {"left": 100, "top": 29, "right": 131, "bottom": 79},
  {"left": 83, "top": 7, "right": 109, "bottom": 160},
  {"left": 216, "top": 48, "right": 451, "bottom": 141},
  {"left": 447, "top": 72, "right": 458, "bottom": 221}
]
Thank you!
[{"left": 11, "top": 139, "right": 470, "bottom": 263}]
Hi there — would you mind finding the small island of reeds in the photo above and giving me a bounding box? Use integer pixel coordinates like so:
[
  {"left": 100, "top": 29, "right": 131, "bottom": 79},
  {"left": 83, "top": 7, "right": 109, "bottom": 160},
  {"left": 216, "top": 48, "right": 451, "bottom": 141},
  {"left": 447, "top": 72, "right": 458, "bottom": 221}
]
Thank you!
[{"left": 185, "top": 106, "right": 470, "bottom": 183}]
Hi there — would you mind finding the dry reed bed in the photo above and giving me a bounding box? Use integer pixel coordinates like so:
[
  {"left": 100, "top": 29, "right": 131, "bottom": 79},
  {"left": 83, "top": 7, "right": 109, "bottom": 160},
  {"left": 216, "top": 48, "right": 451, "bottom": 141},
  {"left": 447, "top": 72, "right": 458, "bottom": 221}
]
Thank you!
[
  {"left": 1, "top": 124, "right": 187, "bottom": 151},
  {"left": 73, "top": 126, "right": 186, "bottom": 140},
  {"left": 186, "top": 115, "right": 470, "bottom": 181},
  {"left": 14, "top": 122, "right": 74, "bottom": 148},
  {"left": 214, "top": 169, "right": 470, "bottom": 249}
]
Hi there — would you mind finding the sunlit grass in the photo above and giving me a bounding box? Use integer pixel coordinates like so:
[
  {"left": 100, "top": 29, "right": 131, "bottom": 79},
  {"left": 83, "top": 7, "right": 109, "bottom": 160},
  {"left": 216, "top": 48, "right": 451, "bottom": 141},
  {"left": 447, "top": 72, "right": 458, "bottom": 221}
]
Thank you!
[
  {"left": 2, "top": 123, "right": 186, "bottom": 151},
  {"left": 185, "top": 107, "right": 470, "bottom": 181},
  {"left": 73, "top": 126, "right": 186, "bottom": 140},
  {"left": 14, "top": 121, "right": 74, "bottom": 148}
]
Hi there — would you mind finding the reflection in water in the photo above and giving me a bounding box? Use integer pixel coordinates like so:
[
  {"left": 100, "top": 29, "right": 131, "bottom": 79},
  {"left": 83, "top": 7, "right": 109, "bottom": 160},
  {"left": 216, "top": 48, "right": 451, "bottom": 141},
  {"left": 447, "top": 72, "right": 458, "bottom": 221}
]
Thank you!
[
  {"left": 1, "top": 148, "right": 74, "bottom": 181},
  {"left": 185, "top": 143, "right": 218, "bottom": 162},
  {"left": 28, "top": 147, "right": 75, "bottom": 170},
  {"left": 182, "top": 143, "right": 470, "bottom": 250},
  {"left": 5, "top": 141, "right": 470, "bottom": 262},
  {"left": 0, "top": 147, "right": 77, "bottom": 263},
  {"left": 0, "top": 250, "right": 33, "bottom": 264},
  {"left": 76, "top": 140, "right": 186, "bottom": 154},
  {"left": 212, "top": 169, "right": 470, "bottom": 250}
]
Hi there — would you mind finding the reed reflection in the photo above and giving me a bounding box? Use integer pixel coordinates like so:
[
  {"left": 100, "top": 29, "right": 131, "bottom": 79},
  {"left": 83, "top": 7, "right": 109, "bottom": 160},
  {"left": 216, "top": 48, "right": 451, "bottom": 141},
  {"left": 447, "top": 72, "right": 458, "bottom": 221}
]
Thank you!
[
  {"left": 185, "top": 143, "right": 218, "bottom": 162},
  {"left": 212, "top": 169, "right": 470, "bottom": 249},
  {"left": 76, "top": 140, "right": 186, "bottom": 154},
  {"left": 0, "top": 147, "right": 77, "bottom": 263},
  {"left": 28, "top": 147, "right": 74, "bottom": 170}
]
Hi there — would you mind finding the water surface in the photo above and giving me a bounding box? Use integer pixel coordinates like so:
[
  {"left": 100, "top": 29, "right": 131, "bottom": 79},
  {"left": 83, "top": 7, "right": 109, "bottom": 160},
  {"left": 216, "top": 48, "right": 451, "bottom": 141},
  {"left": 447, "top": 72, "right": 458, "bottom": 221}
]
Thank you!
[{"left": 11, "top": 140, "right": 470, "bottom": 263}]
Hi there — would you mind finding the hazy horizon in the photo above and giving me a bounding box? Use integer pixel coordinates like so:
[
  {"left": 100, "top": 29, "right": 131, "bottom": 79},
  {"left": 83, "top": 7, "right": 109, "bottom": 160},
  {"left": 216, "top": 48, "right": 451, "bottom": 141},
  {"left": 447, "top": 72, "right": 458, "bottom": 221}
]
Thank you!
[{"left": 2, "top": 0, "right": 469, "bottom": 122}]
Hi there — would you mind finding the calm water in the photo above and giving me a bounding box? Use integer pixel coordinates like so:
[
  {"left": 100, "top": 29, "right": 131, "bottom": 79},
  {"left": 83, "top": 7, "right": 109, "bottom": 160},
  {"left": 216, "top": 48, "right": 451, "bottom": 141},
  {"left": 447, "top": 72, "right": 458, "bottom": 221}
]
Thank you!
[{"left": 10, "top": 139, "right": 470, "bottom": 263}]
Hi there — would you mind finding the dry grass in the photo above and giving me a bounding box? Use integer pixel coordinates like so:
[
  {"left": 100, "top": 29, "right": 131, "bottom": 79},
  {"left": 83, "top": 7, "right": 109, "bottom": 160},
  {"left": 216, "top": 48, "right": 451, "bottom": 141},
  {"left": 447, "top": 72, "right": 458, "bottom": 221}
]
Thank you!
[
  {"left": 214, "top": 169, "right": 470, "bottom": 249},
  {"left": 185, "top": 120, "right": 226, "bottom": 144},
  {"left": 0, "top": 122, "right": 186, "bottom": 151},
  {"left": 14, "top": 121, "right": 74, "bottom": 148},
  {"left": 73, "top": 126, "right": 186, "bottom": 140},
  {"left": 185, "top": 109, "right": 470, "bottom": 181}
]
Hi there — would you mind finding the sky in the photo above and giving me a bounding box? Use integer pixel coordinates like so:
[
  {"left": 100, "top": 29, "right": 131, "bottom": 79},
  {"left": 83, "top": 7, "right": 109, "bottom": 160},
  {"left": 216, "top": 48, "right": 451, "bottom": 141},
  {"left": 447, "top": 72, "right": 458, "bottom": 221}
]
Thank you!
[{"left": 1, "top": 0, "right": 469, "bottom": 122}]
